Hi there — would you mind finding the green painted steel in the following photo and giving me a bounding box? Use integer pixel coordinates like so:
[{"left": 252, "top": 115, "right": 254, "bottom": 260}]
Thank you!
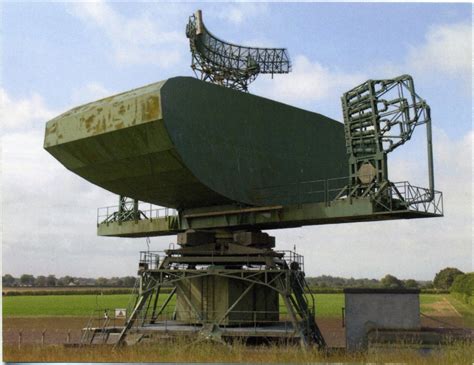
[
  {"left": 44, "top": 76, "right": 347, "bottom": 209},
  {"left": 97, "top": 198, "right": 443, "bottom": 238}
]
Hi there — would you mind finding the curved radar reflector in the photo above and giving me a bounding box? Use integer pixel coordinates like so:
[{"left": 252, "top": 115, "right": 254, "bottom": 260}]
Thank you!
[
  {"left": 186, "top": 10, "right": 291, "bottom": 92},
  {"left": 43, "top": 77, "right": 348, "bottom": 210}
]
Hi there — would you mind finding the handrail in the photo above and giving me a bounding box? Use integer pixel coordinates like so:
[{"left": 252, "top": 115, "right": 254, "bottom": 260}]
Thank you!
[
  {"left": 97, "top": 203, "right": 178, "bottom": 225},
  {"left": 97, "top": 178, "right": 442, "bottom": 226}
]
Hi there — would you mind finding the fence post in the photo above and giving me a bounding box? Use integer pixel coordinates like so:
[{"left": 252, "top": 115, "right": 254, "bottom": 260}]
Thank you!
[
  {"left": 67, "top": 330, "right": 71, "bottom": 344},
  {"left": 18, "top": 330, "right": 22, "bottom": 349},
  {"left": 42, "top": 329, "right": 46, "bottom": 346},
  {"left": 253, "top": 312, "right": 257, "bottom": 333},
  {"left": 341, "top": 307, "right": 345, "bottom": 328}
]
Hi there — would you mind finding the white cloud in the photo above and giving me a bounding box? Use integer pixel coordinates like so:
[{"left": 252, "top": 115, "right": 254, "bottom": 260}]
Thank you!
[
  {"left": 376, "top": 22, "right": 471, "bottom": 84},
  {"left": 253, "top": 55, "right": 366, "bottom": 106},
  {"left": 212, "top": 3, "right": 269, "bottom": 25},
  {"left": 254, "top": 21, "right": 471, "bottom": 109},
  {"left": 407, "top": 22, "right": 471, "bottom": 77},
  {"left": 68, "top": 1, "right": 187, "bottom": 68},
  {"left": 0, "top": 89, "right": 58, "bottom": 132}
]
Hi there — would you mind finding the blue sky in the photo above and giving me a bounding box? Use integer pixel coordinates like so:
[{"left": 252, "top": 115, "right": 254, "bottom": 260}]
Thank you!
[
  {"left": 1, "top": 2, "right": 472, "bottom": 280},
  {"left": 3, "top": 2, "right": 471, "bottom": 135}
]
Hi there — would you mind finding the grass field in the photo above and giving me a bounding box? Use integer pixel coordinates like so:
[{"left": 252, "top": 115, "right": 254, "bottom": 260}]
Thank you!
[
  {"left": 3, "top": 293, "right": 342, "bottom": 318},
  {"left": 3, "top": 292, "right": 473, "bottom": 363},
  {"left": 3, "top": 338, "right": 473, "bottom": 364},
  {"left": 2, "top": 293, "right": 460, "bottom": 318}
]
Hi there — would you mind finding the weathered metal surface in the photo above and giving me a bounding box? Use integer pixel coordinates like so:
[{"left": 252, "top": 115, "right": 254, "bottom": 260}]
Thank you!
[{"left": 44, "top": 76, "right": 347, "bottom": 209}]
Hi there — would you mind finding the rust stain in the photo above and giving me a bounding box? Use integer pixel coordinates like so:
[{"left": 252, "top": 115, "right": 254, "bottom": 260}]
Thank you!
[
  {"left": 93, "top": 119, "right": 106, "bottom": 134},
  {"left": 142, "top": 96, "right": 160, "bottom": 121},
  {"left": 84, "top": 115, "right": 95, "bottom": 131},
  {"left": 118, "top": 104, "right": 126, "bottom": 115},
  {"left": 45, "top": 122, "right": 58, "bottom": 136},
  {"left": 114, "top": 121, "right": 125, "bottom": 130}
]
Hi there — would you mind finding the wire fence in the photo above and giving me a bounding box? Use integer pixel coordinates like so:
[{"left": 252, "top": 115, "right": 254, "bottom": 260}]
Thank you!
[{"left": 4, "top": 328, "right": 81, "bottom": 347}]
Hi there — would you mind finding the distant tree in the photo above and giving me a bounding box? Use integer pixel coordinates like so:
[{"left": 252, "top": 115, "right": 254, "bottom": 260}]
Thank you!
[
  {"left": 35, "top": 275, "right": 47, "bottom": 287},
  {"left": 46, "top": 275, "right": 57, "bottom": 287},
  {"left": 96, "top": 277, "right": 109, "bottom": 286},
  {"left": 2, "top": 274, "right": 16, "bottom": 287},
  {"left": 403, "top": 279, "right": 419, "bottom": 289},
  {"left": 381, "top": 274, "right": 404, "bottom": 289},
  {"left": 57, "top": 276, "right": 74, "bottom": 286},
  {"left": 109, "top": 277, "right": 124, "bottom": 286},
  {"left": 122, "top": 276, "right": 137, "bottom": 287},
  {"left": 419, "top": 280, "right": 434, "bottom": 289},
  {"left": 434, "top": 267, "right": 464, "bottom": 290},
  {"left": 20, "top": 274, "right": 35, "bottom": 286}
]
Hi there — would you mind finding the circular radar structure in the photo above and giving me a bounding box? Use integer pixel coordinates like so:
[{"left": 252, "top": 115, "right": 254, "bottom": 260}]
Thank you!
[{"left": 186, "top": 10, "right": 291, "bottom": 92}]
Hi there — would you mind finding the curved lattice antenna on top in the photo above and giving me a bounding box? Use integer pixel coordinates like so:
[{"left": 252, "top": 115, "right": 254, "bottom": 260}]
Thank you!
[{"left": 186, "top": 10, "right": 291, "bottom": 92}]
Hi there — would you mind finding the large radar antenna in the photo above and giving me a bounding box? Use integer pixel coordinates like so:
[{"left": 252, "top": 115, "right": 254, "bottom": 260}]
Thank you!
[{"left": 186, "top": 10, "right": 291, "bottom": 92}]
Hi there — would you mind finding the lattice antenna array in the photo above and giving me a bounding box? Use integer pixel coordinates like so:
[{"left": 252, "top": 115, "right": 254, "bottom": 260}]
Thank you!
[
  {"left": 341, "top": 74, "right": 434, "bottom": 201},
  {"left": 186, "top": 10, "right": 291, "bottom": 92}
]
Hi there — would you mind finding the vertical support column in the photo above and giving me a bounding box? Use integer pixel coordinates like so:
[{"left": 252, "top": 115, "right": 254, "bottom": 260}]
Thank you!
[{"left": 133, "top": 199, "right": 139, "bottom": 222}]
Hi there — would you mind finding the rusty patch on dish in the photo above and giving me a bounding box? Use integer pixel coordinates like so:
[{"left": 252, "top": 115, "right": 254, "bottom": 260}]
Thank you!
[
  {"left": 45, "top": 122, "right": 58, "bottom": 136},
  {"left": 84, "top": 115, "right": 95, "bottom": 130},
  {"left": 142, "top": 96, "right": 160, "bottom": 121},
  {"left": 118, "top": 104, "right": 126, "bottom": 115}
]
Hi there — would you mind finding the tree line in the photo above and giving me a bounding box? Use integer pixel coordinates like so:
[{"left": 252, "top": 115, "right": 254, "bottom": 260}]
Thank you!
[
  {"left": 306, "top": 267, "right": 466, "bottom": 290},
  {"left": 2, "top": 267, "right": 466, "bottom": 290},
  {"left": 2, "top": 274, "right": 137, "bottom": 288}
]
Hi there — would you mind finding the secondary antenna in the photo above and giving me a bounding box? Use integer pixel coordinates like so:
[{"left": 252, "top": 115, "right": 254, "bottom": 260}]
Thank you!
[
  {"left": 186, "top": 10, "right": 291, "bottom": 92},
  {"left": 340, "top": 75, "right": 434, "bottom": 204}
]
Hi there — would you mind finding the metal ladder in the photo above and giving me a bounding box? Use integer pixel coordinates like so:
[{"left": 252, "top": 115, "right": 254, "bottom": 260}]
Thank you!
[{"left": 290, "top": 269, "right": 326, "bottom": 347}]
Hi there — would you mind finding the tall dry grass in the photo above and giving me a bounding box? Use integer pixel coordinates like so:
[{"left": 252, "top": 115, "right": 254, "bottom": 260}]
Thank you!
[{"left": 3, "top": 339, "right": 473, "bottom": 364}]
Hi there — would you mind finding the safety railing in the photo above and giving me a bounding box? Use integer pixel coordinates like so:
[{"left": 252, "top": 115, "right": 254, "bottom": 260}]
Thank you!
[
  {"left": 97, "top": 202, "right": 178, "bottom": 225},
  {"left": 137, "top": 250, "right": 305, "bottom": 272},
  {"left": 253, "top": 176, "right": 443, "bottom": 216},
  {"left": 252, "top": 176, "right": 348, "bottom": 206},
  {"left": 97, "top": 179, "right": 442, "bottom": 226},
  {"left": 139, "top": 251, "right": 164, "bottom": 270},
  {"left": 278, "top": 250, "right": 305, "bottom": 272},
  {"left": 376, "top": 181, "right": 443, "bottom": 215}
]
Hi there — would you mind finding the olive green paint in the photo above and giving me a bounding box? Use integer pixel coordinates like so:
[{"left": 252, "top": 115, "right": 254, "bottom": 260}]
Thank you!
[{"left": 44, "top": 77, "right": 347, "bottom": 209}]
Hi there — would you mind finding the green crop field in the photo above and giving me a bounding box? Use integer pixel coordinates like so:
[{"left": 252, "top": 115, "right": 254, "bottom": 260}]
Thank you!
[
  {"left": 2, "top": 293, "right": 452, "bottom": 318},
  {"left": 3, "top": 293, "right": 344, "bottom": 318}
]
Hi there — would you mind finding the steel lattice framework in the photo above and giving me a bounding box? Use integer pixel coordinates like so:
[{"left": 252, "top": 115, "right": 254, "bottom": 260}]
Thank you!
[
  {"left": 341, "top": 75, "right": 434, "bottom": 203},
  {"left": 186, "top": 10, "right": 291, "bottom": 92}
]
